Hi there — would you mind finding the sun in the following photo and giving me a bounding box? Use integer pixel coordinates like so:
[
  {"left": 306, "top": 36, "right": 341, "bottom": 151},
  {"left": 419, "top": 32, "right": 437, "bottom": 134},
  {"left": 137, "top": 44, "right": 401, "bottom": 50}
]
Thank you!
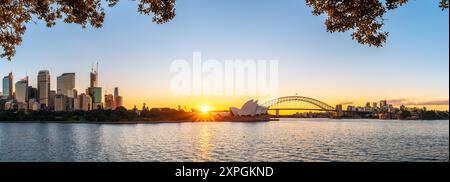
[{"left": 200, "top": 104, "right": 210, "bottom": 114}]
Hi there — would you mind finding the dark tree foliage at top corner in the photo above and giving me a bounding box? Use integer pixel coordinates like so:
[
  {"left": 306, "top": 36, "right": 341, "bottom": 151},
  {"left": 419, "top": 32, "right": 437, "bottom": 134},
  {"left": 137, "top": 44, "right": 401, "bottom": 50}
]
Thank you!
[
  {"left": 0, "top": 0, "right": 448, "bottom": 61},
  {"left": 305, "top": 0, "right": 449, "bottom": 47}
]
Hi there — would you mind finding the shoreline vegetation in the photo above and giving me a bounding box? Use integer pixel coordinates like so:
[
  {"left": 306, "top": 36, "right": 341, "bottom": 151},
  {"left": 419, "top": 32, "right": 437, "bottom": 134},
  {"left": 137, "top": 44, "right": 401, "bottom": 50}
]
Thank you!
[
  {"left": 0, "top": 107, "right": 278, "bottom": 123},
  {"left": 0, "top": 106, "right": 448, "bottom": 124}
]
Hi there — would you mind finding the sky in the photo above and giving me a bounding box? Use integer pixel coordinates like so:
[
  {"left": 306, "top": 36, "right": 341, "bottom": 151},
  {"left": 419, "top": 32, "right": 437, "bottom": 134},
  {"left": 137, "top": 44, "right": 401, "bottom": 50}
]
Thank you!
[{"left": 0, "top": 0, "right": 449, "bottom": 111}]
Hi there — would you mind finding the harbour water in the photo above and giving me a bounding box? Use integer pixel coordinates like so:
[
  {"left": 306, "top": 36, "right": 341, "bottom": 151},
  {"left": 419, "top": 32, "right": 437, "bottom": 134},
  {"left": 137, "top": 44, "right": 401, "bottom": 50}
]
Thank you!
[{"left": 0, "top": 119, "right": 448, "bottom": 162}]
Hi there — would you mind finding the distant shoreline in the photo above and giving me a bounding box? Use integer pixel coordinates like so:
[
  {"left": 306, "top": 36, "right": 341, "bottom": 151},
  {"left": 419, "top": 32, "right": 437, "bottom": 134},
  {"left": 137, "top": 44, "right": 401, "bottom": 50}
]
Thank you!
[
  {"left": 0, "top": 118, "right": 448, "bottom": 125},
  {"left": 0, "top": 119, "right": 275, "bottom": 124}
]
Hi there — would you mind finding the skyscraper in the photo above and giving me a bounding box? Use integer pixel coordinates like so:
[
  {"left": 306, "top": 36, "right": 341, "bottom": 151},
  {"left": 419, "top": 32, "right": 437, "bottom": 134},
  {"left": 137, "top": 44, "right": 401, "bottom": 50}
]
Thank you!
[
  {"left": 88, "top": 87, "right": 102, "bottom": 109},
  {"left": 2, "top": 72, "right": 13, "bottom": 99},
  {"left": 90, "top": 62, "right": 98, "bottom": 88},
  {"left": 104, "top": 94, "right": 114, "bottom": 110},
  {"left": 38, "top": 70, "right": 51, "bottom": 108},
  {"left": 15, "top": 77, "right": 29, "bottom": 103},
  {"left": 27, "top": 86, "right": 38, "bottom": 100},
  {"left": 114, "top": 87, "right": 119, "bottom": 97},
  {"left": 57, "top": 73, "right": 75, "bottom": 98},
  {"left": 49, "top": 90, "right": 56, "bottom": 110},
  {"left": 113, "top": 87, "right": 123, "bottom": 109},
  {"left": 88, "top": 63, "right": 102, "bottom": 109}
]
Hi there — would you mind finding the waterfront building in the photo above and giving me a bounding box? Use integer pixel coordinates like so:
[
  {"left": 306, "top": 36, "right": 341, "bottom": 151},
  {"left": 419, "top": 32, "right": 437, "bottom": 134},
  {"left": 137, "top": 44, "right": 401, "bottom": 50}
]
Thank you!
[
  {"left": 78, "top": 93, "right": 92, "bottom": 111},
  {"left": 114, "top": 96, "right": 123, "bottom": 109},
  {"left": 347, "top": 105, "right": 355, "bottom": 111},
  {"left": 27, "top": 86, "right": 38, "bottom": 100},
  {"left": 73, "top": 95, "right": 80, "bottom": 110},
  {"left": 373, "top": 102, "right": 378, "bottom": 109},
  {"left": 4, "top": 100, "right": 15, "bottom": 110},
  {"left": 54, "top": 94, "right": 66, "bottom": 112},
  {"left": 114, "top": 87, "right": 119, "bottom": 97},
  {"left": 388, "top": 104, "right": 395, "bottom": 113},
  {"left": 15, "top": 77, "right": 28, "bottom": 103},
  {"left": 18, "top": 102, "right": 28, "bottom": 111},
  {"left": 104, "top": 94, "right": 114, "bottom": 110},
  {"left": 49, "top": 90, "right": 56, "bottom": 110},
  {"left": 230, "top": 99, "right": 268, "bottom": 116},
  {"left": 28, "top": 99, "right": 40, "bottom": 111},
  {"left": 57, "top": 73, "right": 76, "bottom": 98},
  {"left": 2, "top": 72, "right": 13, "bottom": 99},
  {"left": 88, "top": 87, "right": 102, "bottom": 110},
  {"left": 37, "top": 70, "right": 51, "bottom": 108},
  {"left": 336, "top": 104, "right": 343, "bottom": 112},
  {"left": 113, "top": 87, "right": 123, "bottom": 109}
]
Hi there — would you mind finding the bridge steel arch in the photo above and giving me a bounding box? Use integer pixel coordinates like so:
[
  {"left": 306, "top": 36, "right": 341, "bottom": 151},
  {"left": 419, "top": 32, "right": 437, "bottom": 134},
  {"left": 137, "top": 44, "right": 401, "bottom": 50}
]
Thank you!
[{"left": 260, "top": 96, "right": 335, "bottom": 111}]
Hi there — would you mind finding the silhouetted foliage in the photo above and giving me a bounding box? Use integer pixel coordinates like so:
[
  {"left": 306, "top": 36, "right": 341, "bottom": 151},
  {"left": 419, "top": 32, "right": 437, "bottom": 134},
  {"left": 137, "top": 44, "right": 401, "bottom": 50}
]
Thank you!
[
  {"left": 306, "top": 0, "right": 449, "bottom": 47},
  {"left": 0, "top": 0, "right": 448, "bottom": 60},
  {"left": 0, "top": 0, "right": 176, "bottom": 60}
]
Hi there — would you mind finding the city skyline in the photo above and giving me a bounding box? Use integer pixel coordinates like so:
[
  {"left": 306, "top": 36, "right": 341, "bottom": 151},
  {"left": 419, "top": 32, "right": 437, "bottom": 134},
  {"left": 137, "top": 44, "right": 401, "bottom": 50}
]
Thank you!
[{"left": 0, "top": 0, "right": 448, "bottom": 111}]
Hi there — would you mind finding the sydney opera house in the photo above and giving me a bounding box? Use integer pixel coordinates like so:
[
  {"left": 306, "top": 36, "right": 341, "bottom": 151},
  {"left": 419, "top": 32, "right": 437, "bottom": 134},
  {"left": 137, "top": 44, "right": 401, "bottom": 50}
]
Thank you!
[{"left": 230, "top": 99, "right": 268, "bottom": 116}]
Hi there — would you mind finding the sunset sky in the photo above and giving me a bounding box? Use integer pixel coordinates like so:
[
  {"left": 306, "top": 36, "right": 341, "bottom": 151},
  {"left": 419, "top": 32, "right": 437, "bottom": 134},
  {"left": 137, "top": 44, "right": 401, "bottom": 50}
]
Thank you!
[{"left": 0, "top": 0, "right": 449, "bottom": 111}]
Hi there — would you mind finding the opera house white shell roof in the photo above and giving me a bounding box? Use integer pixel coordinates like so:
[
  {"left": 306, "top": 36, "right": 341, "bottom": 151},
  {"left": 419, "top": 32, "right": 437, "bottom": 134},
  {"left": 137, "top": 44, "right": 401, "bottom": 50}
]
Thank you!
[{"left": 230, "top": 99, "right": 268, "bottom": 116}]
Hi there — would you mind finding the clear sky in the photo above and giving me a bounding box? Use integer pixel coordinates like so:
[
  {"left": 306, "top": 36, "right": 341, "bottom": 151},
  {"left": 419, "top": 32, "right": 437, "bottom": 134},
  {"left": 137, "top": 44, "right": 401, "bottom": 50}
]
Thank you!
[{"left": 1, "top": 0, "right": 449, "bottom": 110}]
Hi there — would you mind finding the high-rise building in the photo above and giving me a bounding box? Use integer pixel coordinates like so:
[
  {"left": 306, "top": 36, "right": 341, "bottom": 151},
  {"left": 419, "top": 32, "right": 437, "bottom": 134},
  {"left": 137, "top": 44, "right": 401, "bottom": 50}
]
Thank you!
[
  {"left": 2, "top": 72, "right": 13, "bottom": 99},
  {"left": 90, "top": 63, "right": 98, "bottom": 88},
  {"left": 104, "top": 94, "right": 114, "bottom": 110},
  {"left": 78, "top": 93, "right": 92, "bottom": 111},
  {"left": 88, "top": 87, "right": 102, "bottom": 109},
  {"left": 114, "top": 87, "right": 119, "bottom": 97},
  {"left": 113, "top": 87, "right": 123, "bottom": 109},
  {"left": 15, "top": 77, "right": 28, "bottom": 103},
  {"left": 88, "top": 63, "right": 102, "bottom": 110},
  {"left": 54, "top": 94, "right": 66, "bottom": 112},
  {"left": 28, "top": 99, "right": 40, "bottom": 111},
  {"left": 57, "top": 73, "right": 75, "bottom": 98},
  {"left": 49, "top": 90, "right": 56, "bottom": 110},
  {"left": 373, "top": 102, "right": 378, "bottom": 109},
  {"left": 27, "top": 86, "right": 38, "bottom": 100},
  {"left": 38, "top": 70, "right": 51, "bottom": 108},
  {"left": 115, "top": 96, "right": 123, "bottom": 109},
  {"left": 380, "top": 100, "right": 387, "bottom": 108}
]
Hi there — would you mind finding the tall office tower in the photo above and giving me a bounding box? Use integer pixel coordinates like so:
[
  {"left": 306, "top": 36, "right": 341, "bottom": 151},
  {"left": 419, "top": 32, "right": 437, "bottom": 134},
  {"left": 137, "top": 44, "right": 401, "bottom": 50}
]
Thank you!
[
  {"left": 104, "top": 94, "right": 114, "bottom": 110},
  {"left": 90, "top": 62, "right": 98, "bottom": 88},
  {"left": 88, "top": 87, "right": 102, "bottom": 110},
  {"left": 113, "top": 87, "right": 119, "bottom": 109},
  {"left": 88, "top": 63, "right": 102, "bottom": 109},
  {"left": 37, "top": 70, "right": 51, "bottom": 108},
  {"left": 115, "top": 96, "right": 123, "bottom": 109},
  {"left": 2, "top": 72, "right": 13, "bottom": 99},
  {"left": 57, "top": 73, "right": 75, "bottom": 98},
  {"left": 27, "top": 86, "right": 38, "bottom": 100},
  {"left": 114, "top": 87, "right": 119, "bottom": 97},
  {"left": 15, "top": 77, "right": 29, "bottom": 103}
]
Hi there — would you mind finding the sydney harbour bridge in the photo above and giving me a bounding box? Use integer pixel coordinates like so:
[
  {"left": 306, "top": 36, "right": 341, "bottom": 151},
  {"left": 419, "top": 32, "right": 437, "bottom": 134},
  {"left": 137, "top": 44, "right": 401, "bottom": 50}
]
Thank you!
[
  {"left": 259, "top": 96, "right": 336, "bottom": 116},
  {"left": 212, "top": 95, "right": 343, "bottom": 116}
]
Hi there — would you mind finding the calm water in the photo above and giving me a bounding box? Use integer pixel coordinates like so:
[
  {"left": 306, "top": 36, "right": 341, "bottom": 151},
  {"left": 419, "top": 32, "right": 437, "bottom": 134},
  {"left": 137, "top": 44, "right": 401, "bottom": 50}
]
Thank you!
[{"left": 0, "top": 119, "right": 448, "bottom": 162}]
